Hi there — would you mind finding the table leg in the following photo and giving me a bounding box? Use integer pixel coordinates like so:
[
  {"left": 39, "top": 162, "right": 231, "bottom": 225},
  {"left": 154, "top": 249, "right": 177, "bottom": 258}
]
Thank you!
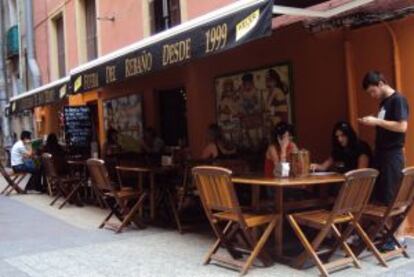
[
  {"left": 274, "top": 187, "right": 284, "bottom": 257},
  {"left": 150, "top": 172, "right": 155, "bottom": 220}
]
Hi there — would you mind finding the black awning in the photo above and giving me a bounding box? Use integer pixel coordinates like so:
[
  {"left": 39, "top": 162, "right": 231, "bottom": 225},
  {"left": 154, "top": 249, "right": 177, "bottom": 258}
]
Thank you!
[
  {"left": 70, "top": 0, "right": 273, "bottom": 94},
  {"left": 10, "top": 77, "right": 69, "bottom": 114}
]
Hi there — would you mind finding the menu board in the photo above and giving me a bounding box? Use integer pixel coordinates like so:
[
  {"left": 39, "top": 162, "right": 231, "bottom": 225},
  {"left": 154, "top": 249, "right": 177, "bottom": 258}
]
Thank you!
[{"left": 64, "top": 106, "right": 92, "bottom": 147}]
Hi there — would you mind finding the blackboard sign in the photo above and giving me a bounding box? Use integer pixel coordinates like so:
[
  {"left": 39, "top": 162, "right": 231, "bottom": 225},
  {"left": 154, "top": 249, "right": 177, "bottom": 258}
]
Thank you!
[{"left": 64, "top": 106, "right": 92, "bottom": 147}]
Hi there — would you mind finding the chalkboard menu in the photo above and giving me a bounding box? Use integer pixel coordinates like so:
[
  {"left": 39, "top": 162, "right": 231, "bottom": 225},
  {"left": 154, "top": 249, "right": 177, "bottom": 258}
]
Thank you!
[{"left": 64, "top": 106, "right": 92, "bottom": 147}]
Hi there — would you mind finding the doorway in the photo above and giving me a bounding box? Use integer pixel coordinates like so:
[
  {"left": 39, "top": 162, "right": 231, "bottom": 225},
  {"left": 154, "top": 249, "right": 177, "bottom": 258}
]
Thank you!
[
  {"left": 87, "top": 100, "right": 100, "bottom": 157},
  {"left": 158, "top": 88, "right": 188, "bottom": 146}
]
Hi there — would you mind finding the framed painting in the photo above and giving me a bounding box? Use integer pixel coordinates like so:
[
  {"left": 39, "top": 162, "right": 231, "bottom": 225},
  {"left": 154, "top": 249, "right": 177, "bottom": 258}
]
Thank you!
[
  {"left": 215, "top": 63, "right": 293, "bottom": 150},
  {"left": 103, "top": 94, "right": 144, "bottom": 152}
]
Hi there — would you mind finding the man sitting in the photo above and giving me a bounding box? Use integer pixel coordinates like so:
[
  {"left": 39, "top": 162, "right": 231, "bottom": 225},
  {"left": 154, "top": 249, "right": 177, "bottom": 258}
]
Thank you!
[{"left": 11, "top": 131, "right": 43, "bottom": 192}]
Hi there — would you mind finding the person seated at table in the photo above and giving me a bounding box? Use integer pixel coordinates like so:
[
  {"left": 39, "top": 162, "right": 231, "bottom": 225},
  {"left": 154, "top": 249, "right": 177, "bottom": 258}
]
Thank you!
[
  {"left": 264, "top": 121, "right": 298, "bottom": 177},
  {"left": 41, "top": 133, "right": 68, "bottom": 175},
  {"left": 140, "top": 127, "right": 165, "bottom": 154},
  {"left": 201, "top": 123, "right": 237, "bottom": 160},
  {"left": 310, "top": 121, "right": 371, "bottom": 173},
  {"left": 11, "top": 131, "right": 43, "bottom": 192},
  {"left": 103, "top": 128, "right": 123, "bottom": 159}
]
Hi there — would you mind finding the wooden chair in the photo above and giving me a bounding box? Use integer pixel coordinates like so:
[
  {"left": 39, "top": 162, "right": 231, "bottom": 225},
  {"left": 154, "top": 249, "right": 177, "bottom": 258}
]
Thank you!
[
  {"left": 87, "top": 158, "right": 147, "bottom": 233},
  {"left": 287, "top": 169, "right": 380, "bottom": 277},
  {"left": 0, "top": 162, "right": 27, "bottom": 196},
  {"left": 354, "top": 166, "right": 414, "bottom": 263},
  {"left": 192, "top": 166, "right": 279, "bottom": 276},
  {"left": 42, "top": 153, "right": 82, "bottom": 208}
]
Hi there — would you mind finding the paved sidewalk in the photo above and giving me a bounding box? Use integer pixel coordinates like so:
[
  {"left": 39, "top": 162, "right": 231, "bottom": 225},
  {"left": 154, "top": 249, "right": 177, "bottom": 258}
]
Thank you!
[{"left": 1, "top": 184, "right": 414, "bottom": 276}]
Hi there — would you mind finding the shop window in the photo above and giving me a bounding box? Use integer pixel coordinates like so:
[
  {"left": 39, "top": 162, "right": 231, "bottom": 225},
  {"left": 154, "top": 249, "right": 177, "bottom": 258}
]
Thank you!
[
  {"left": 50, "top": 14, "right": 66, "bottom": 79},
  {"left": 85, "top": 0, "right": 97, "bottom": 60},
  {"left": 150, "top": 0, "right": 181, "bottom": 34}
]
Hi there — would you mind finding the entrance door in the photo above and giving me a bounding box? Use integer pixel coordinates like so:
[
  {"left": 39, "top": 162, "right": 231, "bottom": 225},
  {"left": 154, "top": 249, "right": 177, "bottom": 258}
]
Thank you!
[
  {"left": 87, "top": 101, "right": 100, "bottom": 157},
  {"left": 158, "top": 88, "right": 188, "bottom": 146}
]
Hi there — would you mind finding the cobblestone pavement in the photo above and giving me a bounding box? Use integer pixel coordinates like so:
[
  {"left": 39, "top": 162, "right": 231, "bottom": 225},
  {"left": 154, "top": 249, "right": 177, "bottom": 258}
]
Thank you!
[{"left": 1, "top": 181, "right": 414, "bottom": 277}]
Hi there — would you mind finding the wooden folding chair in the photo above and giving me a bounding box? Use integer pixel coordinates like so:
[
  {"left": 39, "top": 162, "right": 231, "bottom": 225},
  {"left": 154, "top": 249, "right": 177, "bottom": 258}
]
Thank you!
[
  {"left": 354, "top": 166, "right": 414, "bottom": 263},
  {"left": 287, "top": 169, "right": 380, "bottom": 277},
  {"left": 192, "top": 166, "right": 279, "bottom": 276},
  {"left": 0, "top": 162, "right": 26, "bottom": 196},
  {"left": 87, "top": 158, "right": 147, "bottom": 233},
  {"left": 42, "top": 153, "right": 82, "bottom": 208}
]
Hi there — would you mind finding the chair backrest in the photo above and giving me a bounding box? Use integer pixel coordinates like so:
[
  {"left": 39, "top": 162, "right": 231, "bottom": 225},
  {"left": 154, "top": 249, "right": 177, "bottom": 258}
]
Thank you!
[
  {"left": 389, "top": 167, "right": 414, "bottom": 211},
  {"left": 332, "top": 168, "right": 379, "bottom": 216},
  {"left": 192, "top": 166, "right": 241, "bottom": 213},
  {"left": 42, "top": 153, "right": 59, "bottom": 179},
  {"left": 87, "top": 158, "right": 113, "bottom": 192}
]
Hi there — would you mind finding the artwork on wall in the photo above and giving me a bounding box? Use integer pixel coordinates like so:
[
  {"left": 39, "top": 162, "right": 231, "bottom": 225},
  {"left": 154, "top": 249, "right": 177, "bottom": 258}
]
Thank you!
[
  {"left": 215, "top": 63, "right": 293, "bottom": 150},
  {"left": 103, "top": 94, "right": 143, "bottom": 152}
]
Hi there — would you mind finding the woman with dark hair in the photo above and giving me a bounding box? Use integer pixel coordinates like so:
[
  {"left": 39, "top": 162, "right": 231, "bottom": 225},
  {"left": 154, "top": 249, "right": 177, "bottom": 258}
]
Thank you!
[
  {"left": 264, "top": 121, "right": 298, "bottom": 177},
  {"left": 103, "top": 128, "right": 122, "bottom": 159},
  {"left": 311, "top": 121, "right": 372, "bottom": 173},
  {"left": 201, "top": 124, "right": 237, "bottom": 160},
  {"left": 42, "top": 133, "right": 67, "bottom": 175}
]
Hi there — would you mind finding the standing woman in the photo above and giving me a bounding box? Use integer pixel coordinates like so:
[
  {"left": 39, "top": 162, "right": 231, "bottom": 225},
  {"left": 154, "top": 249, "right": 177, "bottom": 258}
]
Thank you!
[
  {"left": 264, "top": 122, "right": 298, "bottom": 177},
  {"left": 311, "top": 121, "right": 371, "bottom": 173}
]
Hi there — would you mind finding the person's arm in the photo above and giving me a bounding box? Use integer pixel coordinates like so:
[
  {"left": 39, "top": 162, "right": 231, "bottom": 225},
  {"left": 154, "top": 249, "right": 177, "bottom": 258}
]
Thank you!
[
  {"left": 358, "top": 117, "right": 407, "bottom": 133},
  {"left": 311, "top": 157, "right": 333, "bottom": 171},
  {"left": 267, "top": 146, "right": 281, "bottom": 164},
  {"left": 201, "top": 143, "right": 217, "bottom": 160},
  {"left": 357, "top": 154, "right": 370, "bottom": 168}
]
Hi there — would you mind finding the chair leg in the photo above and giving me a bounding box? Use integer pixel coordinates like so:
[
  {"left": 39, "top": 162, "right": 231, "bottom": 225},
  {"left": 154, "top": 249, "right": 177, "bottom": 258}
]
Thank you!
[
  {"left": 167, "top": 189, "right": 183, "bottom": 234},
  {"left": 50, "top": 193, "right": 61, "bottom": 206},
  {"left": 1, "top": 184, "right": 10, "bottom": 194},
  {"left": 204, "top": 221, "right": 234, "bottom": 265},
  {"left": 116, "top": 193, "right": 147, "bottom": 234},
  {"left": 287, "top": 215, "right": 330, "bottom": 277},
  {"left": 330, "top": 224, "right": 361, "bottom": 269},
  {"left": 99, "top": 210, "right": 114, "bottom": 228},
  {"left": 59, "top": 183, "right": 82, "bottom": 209},
  {"left": 353, "top": 221, "right": 388, "bottom": 267},
  {"left": 240, "top": 217, "right": 278, "bottom": 276}
]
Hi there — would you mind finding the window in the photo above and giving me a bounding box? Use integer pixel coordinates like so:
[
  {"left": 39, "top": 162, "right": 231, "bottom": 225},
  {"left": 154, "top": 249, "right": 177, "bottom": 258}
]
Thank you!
[
  {"left": 150, "top": 0, "right": 181, "bottom": 34},
  {"left": 85, "top": 0, "right": 97, "bottom": 60},
  {"left": 54, "top": 15, "right": 66, "bottom": 78}
]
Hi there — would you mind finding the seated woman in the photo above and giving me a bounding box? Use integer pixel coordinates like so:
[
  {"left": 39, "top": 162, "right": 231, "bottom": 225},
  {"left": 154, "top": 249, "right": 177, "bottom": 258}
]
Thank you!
[
  {"left": 103, "top": 128, "right": 123, "bottom": 159},
  {"left": 201, "top": 124, "right": 237, "bottom": 160},
  {"left": 264, "top": 122, "right": 298, "bottom": 177},
  {"left": 310, "top": 121, "right": 371, "bottom": 173},
  {"left": 42, "top": 133, "right": 68, "bottom": 175}
]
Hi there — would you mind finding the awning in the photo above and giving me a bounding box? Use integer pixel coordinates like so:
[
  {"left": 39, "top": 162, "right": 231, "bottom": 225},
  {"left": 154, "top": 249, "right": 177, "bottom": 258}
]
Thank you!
[
  {"left": 70, "top": 0, "right": 273, "bottom": 94},
  {"left": 9, "top": 77, "right": 69, "bottom": 114}
]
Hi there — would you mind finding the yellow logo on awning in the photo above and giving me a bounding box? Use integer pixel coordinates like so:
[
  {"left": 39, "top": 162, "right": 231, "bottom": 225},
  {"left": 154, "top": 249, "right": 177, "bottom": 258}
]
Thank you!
[
  {"left": 236, "top": 9, "right": 260, "bottom": 42},
  {"left": 59, "top": 85, "right": 67, "bottom": 99},
  {"left": 74, "top": 76, "right": 82, "bottom": 92}
]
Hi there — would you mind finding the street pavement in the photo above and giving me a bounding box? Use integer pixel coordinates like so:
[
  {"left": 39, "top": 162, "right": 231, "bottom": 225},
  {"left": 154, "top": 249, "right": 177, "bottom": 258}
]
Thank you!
[{"left": 1, "top": 179, "right": 414, "bottom": 277}]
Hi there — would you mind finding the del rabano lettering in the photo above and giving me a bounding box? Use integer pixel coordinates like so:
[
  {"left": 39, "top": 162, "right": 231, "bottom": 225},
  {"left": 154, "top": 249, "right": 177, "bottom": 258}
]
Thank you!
[
  {"left": 125, "top": 51, "right": 153, "bottom": 78},
  {"left": 162, "top": 38, "right": 191, "bottom": 66}
]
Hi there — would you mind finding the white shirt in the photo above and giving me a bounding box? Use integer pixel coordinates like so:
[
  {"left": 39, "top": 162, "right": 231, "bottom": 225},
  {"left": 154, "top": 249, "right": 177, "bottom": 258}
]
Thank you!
[{"left": 11, "top": 140, "right": 28, "bottom": 166}]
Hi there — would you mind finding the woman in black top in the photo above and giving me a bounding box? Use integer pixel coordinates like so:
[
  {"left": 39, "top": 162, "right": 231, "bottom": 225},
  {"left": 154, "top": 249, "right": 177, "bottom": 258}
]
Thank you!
[
  {"left": 201, "top": 124, "right": 237, "bottom": 160},
  {"left": 311, "top": 121, "right": 372, "bottom": 173}
]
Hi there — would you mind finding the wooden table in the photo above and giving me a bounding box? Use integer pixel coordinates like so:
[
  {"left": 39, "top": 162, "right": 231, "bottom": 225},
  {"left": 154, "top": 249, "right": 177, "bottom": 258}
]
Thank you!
[{"left": 232, "top": 173, "right": 345, "bottom": 261}]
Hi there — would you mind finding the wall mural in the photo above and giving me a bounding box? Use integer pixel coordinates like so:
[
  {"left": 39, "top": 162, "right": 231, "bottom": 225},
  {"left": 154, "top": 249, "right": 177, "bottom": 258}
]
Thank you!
[
  {"left": 215, "top": 63, "right": 293, "bottom": 150},
  {"left": 103, "top": 94, "right": 143, "bottom": 152}
]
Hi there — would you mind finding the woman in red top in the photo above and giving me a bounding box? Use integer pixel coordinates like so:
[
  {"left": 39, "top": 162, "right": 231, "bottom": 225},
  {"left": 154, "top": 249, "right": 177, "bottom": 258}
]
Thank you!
[{"left": 264, "top": 122, "right": 298, "bottom": 177}]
